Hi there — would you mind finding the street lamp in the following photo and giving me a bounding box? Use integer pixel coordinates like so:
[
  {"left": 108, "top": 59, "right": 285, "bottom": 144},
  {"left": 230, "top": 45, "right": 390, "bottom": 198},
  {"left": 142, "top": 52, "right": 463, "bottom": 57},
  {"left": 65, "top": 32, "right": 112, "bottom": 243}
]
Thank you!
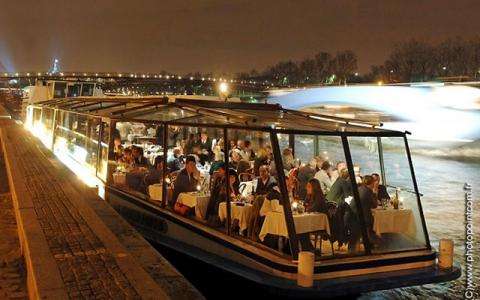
[{"left": 218, "top": 82, "right": 229, "bottom": 101}]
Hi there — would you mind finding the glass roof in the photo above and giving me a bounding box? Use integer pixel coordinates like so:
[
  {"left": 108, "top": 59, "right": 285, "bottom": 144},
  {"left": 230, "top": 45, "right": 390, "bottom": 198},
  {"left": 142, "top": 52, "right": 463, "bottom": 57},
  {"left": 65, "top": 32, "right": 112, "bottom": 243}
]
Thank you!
[{"left": 35, "top": 97, "right": 400, "bottom": 134}]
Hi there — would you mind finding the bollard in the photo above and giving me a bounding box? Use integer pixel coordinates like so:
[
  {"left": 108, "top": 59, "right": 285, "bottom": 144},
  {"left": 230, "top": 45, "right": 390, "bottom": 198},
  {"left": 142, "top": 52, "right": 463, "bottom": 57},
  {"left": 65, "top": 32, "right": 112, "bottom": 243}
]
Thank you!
[
  {"left": 297, "top": 251, "right": 315, "bottom": 287},
  {"left": 438, "top": 239, "right": 454, "bottom": 269}
]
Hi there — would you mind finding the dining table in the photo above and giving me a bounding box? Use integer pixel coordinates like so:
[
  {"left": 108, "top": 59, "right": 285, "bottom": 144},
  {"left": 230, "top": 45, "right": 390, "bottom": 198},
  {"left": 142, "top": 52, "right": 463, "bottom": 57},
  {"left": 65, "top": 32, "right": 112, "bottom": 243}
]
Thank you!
[
  {"left": 177, "top": 192, "right": 210, "bottom": 219},
  {"left": 259, "top": 211, "right": 330, "bottom": 241},
  {"left": 218, "top": 202, "right": 254, "bottom": 232},
  {"left": 372, "top": 208, "right": 416, "bottom": 238}
]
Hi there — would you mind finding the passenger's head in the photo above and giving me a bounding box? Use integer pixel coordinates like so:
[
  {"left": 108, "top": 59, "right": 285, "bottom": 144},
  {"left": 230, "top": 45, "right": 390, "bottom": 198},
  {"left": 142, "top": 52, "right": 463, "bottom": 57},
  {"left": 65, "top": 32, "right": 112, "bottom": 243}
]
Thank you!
[
  {"left": 123, "top": 148, "right": 132, "bottom": 159},
  {"left": 306, "top": 178, "right": 323, "bottom": 197},
  {"left": 244, "top": 140, "right": 251, "bottom": 149},
  {"left": 336, "top": 161, "right": 346, "bottom": 172},
  {"left": 216, "top": 162, "right": 227, "bottom": 175},
  {"left": 173, "top": 147, "right": 182, "bottom": 157},
  {"left": 114, "top": 136, "right": 122, "bottom": 147},
  {"left": 154, "top": 155, "right": 164, "bottom": 170},
  {"left": 200, "top": 132, "right": 208, "bottom": 141},
  {"left": 228, "top": 168, "right": 238, "bottom": 185},
  {"left": 340, "top": 168, "right": 350, "bottom": 180},
  {"left": 257, "top": 148, "right": 268, "bottom": 159},
  {"left": 259, "top": 165, "right": 270, "bottom": 180},
  {"left": 132, "top": 146, "right": 143, "bottom": 158},
  {"left": 283, "top": 148, "right": 293, "bottom": 157},
  {"left": 185, "top": 155, "right": 197, "bottom": 173},
  {"left": 320, "top": 161, "right": 331, "bottom": 172},
  {"left": 237, "top": 139, "right": 245, "bottom": 149},
  {"left": 362, "top": 175, "right": 375, "bottom": 189},
  {"left": 231, "top": 149, "right": 241, "bottom": 162},
  {"left": 372, "top": 173, "right": 380, "bottom": 184}
]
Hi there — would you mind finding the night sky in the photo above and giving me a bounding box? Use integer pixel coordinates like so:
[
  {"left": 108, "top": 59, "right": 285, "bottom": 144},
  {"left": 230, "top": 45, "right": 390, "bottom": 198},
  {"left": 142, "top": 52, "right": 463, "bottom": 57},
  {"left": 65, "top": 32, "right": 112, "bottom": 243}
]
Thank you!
[{"left": 1, "top": 0, "right": 479, "bottom": 74}]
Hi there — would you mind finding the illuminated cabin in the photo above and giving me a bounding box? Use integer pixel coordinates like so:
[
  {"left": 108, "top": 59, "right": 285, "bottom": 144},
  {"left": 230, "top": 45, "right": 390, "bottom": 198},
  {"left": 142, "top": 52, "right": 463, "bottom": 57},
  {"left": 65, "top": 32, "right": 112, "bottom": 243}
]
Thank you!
[{"left": 25, "top": 97, "right": 460, "bottom": 297}]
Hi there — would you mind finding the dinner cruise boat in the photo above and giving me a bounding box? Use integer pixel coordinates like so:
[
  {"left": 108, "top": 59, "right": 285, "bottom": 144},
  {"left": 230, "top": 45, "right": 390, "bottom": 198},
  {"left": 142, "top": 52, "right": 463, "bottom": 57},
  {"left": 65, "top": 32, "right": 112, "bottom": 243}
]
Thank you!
[{"left": 24, "top": 96, "right": 460, "bottom": 297}]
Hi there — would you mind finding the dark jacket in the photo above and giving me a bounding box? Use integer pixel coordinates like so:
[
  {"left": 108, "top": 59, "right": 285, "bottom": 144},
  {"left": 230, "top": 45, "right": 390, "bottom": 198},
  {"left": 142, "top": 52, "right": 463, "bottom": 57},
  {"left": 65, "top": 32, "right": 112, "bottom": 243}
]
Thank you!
[
  {"left": 134, "top": 155, "right": 150, "bottom": 168},
  {"left": 255, "top": 176, "right": 277, "bottom": 196},
  {"left": 350, "top": 185, "right": 376, "bottom": 227},
  {"left": 326, "top": 177, "right": 352, "bottom": 205},
  {"left": 167, "top": 156, "right": 182, "bottom": 172},
  {"left": 306, "top": 194, "right": 328, "bottom": 214},
  {"left": 172, "top": 168, "right": 198, "bottom": 205},
  {"left": 297, "top": 165, "right": 316, "bottom": 199}
]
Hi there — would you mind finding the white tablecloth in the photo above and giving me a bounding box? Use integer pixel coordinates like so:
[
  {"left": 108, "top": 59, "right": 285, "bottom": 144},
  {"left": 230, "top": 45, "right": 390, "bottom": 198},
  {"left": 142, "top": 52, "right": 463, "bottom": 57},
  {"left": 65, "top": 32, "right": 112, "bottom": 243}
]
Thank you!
[
  {"left": 372, "top": 209, "right": 416, "bottom": 238},
  {"left": 259, "top": 199, "right": 282, "bottom": 216},
  {"left": 218, "top": 202, "right": 254, "bottom": 232},
  {"left": 259, "top": 212, "right": 330, "bottom": 241},
  {"left": 177, "top": 192, "right": 210, "bottom": 219}
]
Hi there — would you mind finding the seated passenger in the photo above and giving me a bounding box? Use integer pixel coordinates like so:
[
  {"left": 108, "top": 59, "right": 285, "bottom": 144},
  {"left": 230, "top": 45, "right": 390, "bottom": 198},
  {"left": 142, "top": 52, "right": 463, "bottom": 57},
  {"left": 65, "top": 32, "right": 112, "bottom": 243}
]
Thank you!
[
  {"left": 132, "top": 146, "right": 149, "bottom": 168},
  {"left": 206, "top": 165, "right": 239, "bottom": 223},
  {"left": 229, "top": 149, "right": 242, "bottom": 170},
  {"left": 314, "top": 161, "right": 333, "bottom": 194},
  {"left": 371, "top": 173, "right": 390, "bottom": 204},
  {"left": 119, "top": 148, "right": 134, "bottom": 167},
  {"left": 253, "top": 148, "right": 270, "bottom": 176},
  {"left": 167, "top": 147, "right": 183, "bottom": 172},
  {"left": 331, "top": 161, "right": 347, "bottom": 184},
  {"left": 296, "top": 159, "right": 316, "bottom": 199},
  {"left": 113, "top": 136, "right": 124, "bottom": 161},
  {"left": 255, "top": 165, "right": 277, "bottom": 196},
  {"left": 344, "top": 175, "right": 378, "bottom": 253},
  {"left": 209, "top": 149, "right": 225, "bottom": 175},
  {"left": 282, "top": 148, "right": 295, "bottom": 171},
  {"left": 326, "top": 168, "right": 352, "bottom": 205},
  {"left": 144, "top": 155, "right": 168, "bottom": 187},
  {"left": 171, "top": 155, "right": 199, "bottom": 207},
  {"left": 243, "top": 140, "right": 255, "bottom": 161},
  {"left": 305, "top": 178, "right": 327, "bottom": 214}
]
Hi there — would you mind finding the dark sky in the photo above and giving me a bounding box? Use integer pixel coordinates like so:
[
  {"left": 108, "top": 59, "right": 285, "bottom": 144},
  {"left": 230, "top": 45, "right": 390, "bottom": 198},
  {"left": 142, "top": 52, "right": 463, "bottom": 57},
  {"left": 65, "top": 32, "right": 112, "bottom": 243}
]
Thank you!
[{"left": 1, "top": 0, "right": 479, "bottom": 74}]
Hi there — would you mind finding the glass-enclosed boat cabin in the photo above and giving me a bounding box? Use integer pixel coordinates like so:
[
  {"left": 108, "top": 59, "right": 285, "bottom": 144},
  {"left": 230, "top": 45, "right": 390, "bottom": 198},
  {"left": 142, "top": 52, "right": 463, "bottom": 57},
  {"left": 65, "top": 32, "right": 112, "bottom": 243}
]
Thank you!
[{"left": 25, "top": 96, "right": 459, "bottom": 295}]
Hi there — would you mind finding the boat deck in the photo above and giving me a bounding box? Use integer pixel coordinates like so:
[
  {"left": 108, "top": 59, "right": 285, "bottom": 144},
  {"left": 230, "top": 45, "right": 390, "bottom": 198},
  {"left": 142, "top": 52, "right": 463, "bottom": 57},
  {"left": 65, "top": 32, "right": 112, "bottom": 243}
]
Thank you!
[{"left": 0, "top": 114, "right": 203, "bottom": 299}]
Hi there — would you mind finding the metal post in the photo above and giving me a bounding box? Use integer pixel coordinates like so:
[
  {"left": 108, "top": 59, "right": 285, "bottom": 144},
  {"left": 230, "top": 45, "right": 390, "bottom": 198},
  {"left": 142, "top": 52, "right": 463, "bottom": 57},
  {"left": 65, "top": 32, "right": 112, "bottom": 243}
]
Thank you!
[
  {"left": 162, "top": 124, "right": 168, "bottom": 208},
  {"left": 224, "top": 128, "right": 232, "bottom": 235},
  {"left": 314, "top": 135, "right": 320, "bottom": 157},
  {"left": 377, "top": 137, "right": 387, "bottom": 186},
  {"left": 341, "top": 135, "right": 371, "bottom": 255},
  {"left": 403, "top": 135, "right": 431, "bottom": 249},
  {"left": 51, "top": 109, "right": 58, "bottom": 150},
  {"left": 96, "top": 120, "right": 104, "bottom": 178},
  {"left": 270, "top": 131, "right": 299, "bottom": 258},
  {"left": 288, "top": 134, "right": 295, "bottom": 156}
]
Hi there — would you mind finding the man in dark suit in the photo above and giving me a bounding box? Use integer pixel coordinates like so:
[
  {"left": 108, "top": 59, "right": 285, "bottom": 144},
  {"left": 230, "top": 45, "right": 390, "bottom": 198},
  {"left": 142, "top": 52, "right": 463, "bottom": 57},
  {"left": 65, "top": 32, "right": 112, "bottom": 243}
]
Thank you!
[
  {"left": 372, "top": 173, "right": 390, "bottom": 204},
  {"left": 345, "top": 175, "right": 377, "bottom": 253},
  {"left": 254, "top": 165, "right": 277, "bottom": 195},
  {"left": 171, "top": 155, "right": 199, "bottom": 207}
]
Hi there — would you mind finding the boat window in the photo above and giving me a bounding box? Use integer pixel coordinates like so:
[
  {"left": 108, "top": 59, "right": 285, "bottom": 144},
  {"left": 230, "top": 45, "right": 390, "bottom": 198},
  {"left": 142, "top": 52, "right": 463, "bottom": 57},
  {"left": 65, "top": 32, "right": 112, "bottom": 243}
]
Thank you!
[
  {"left": 81, "top": 83, "right": 95, "bottom": 96},
  {"left": 53, "top": 82, "right": 66, "bottom": 98},
  {"left": 279, "top": 134, "right": 364, "bottom": 259},
  {"left": 67, "top": 84, "right": 82, "bottom": 97},
  {"left": 347, "top": 136, "right": 428, "bottom": 255},
  {"left": 375, "top": 137, "right": 428, "bottom": 252},
  {"left": 53, "top": 111, "right": 97, "bottom": 175},
  {"left": 110, "top": 121, "right": 165, "bottom": 200}
]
